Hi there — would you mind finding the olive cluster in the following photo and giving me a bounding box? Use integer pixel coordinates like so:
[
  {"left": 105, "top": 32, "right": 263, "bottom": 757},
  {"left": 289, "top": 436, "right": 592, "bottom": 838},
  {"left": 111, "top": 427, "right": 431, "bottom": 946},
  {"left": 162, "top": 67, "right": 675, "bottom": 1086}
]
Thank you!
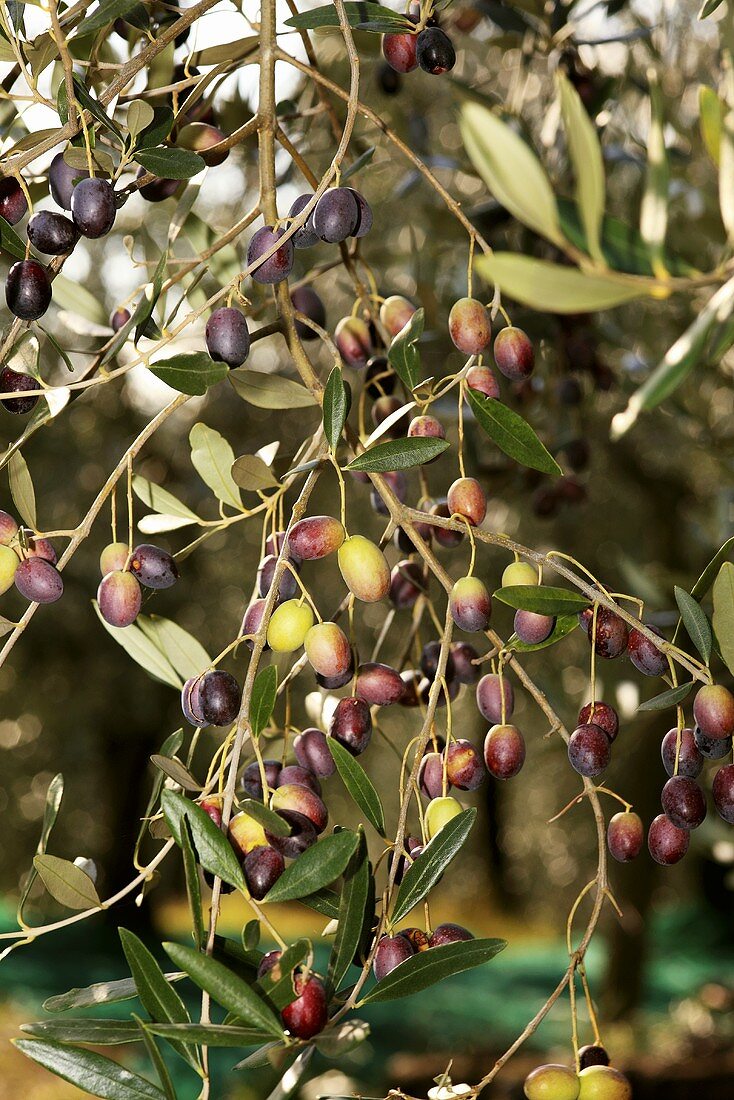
[
  {"left": 0, "top": 508, "right": 63, "bottom": 603},
  {"left": 524, "top": 1054, "right": 632, "bottom": 1100}
]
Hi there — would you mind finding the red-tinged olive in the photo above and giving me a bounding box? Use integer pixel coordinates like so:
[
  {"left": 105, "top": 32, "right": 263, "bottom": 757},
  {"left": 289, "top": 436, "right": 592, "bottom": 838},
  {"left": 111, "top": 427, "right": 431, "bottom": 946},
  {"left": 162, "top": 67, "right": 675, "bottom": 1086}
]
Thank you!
[
  {"left": 335, "top": 316, "right": 372, "bottom": 369},
  {"left": 291, "top": 286, "right": 326, "bottom": 339},
  {"left": 288, "top": 515, "right": 346, "bottom": 560},
  {"left": 176, "top": 122, "right": 228, "bottom": 166},
  {"left": 514, "top": 609, "right": 555, "bottom": 645},
  {"left": 257, "top": 554, "right": 298, "bottom": 604},
  {"left": 494, "top": 327, "right": 534, "bottom": 381},
  {"left": 330, "top": 696, "right": 372, "bottom": 755},
  {"left": 240, "top": 759, "right": 282, "bottom": 799},
  {"left": 578, "top": 701, "right": 619, "bottom": 742},
  {"left": 607, "top": 811, "right": 644, "bottom": 862},
  {"left": 199, "top": 670, "right": 240, "bottom": 726},
  {"left": 448, "top": 297, "right": 491, "bottom": 355},
  {"left": 373, "top": 934, "right": 414, "bottom": 981},
  {"left": 627, "top": 626, "right": 668, "bottom": 676},
  {"left": 312, "top": 187, "right": 359, "bottom": 243},
  {"left": 379, "top": 295, "right": 416, "bottom": 338},
  {"left": 266, "top": 809, "right": 318, "bottom": 858},
  {"left": 466, "top": 364, "right": 500, "bottom": 399},
  {"left": 0, "top": 367, "right": 39, "bottom": 415},
  {"left": 648, "top": 813, "right": 689, "bottom": 865},
  {"left": 281, "top": 974, "right": 328, "bottom": 1039},
  {"left": 304, "top": 622, "right": 352, "bottom": 680},
  {"left": 446, "top": 739, "right": 484, "bottom": 790},
  {"left": 450, "top": 641, "right": 479, "bottom": 684},
  {"left": 294, "top": 728, "right": 335, "bottom": 778},
  {"left": 450, "top": 576, "right": 492, "bottom": 632},
  {"left": 390, "top": 559, "right": 426, "bottom": 609},
  {"left": 661, "top": 726, "right": 703, "bottom": 778},
  {"left": 693, "top": 684, "right": 734, "bottom": 740},
  {"left": 483, "top": 723, "right": 525, "bottom": 780},
  {"left": 97, "top": 570, "right": 142, "bottom": 627},
  {"left": 568, "top": 723, "right": 611, "bottom": 778},
  {"left": 129, "top": 544, "right": 178, "bottom": 589},
  {"left": 712, "top": 764, "right": 734, "bottom": 823},
  {"left": 428, "top": 922, "right": 473, "bottom": 946},
  {"left": 271, "top": 783, "right": 328, "bottom": 833},
  {"left": 430, "top": 501, "right": 464, "bottom": 547},
  {"left": 243, "top": 845, "right": 285, "bottom": 900},
  {"left": 419, "top": 751, "right": 445, "bottom": 799},
  {"left": 382, "top": 30, "right": 418, "bottom": 73},
  {"left": 276, "top": 765, "right": 322, "bottom": 796},
  {"left": 247, "top": 225, "right": 294, "bottom": 284},
  {"left": 5, "top": 259, "right": 52, "bottom": 320},
  {"left": 579, "top": 606, "right": 629, "bottom": 660},
  {"left": 446, "top": 476, "right": 486, "bottom": 527},
  {"left": 241, "top": 599, "right": 268, "bottom": 650},
  {"left": 476, "top": 673, "right": 514, "bottom": 723},
  {"left": 205, "top": 307, "right": 250, "bottom": 368},
  {"left": 355, "top": 661, "right": 405, "bottom": 706},
  {"left": 661, "top": 776, "right": 707, "bottom": 830},
  {"left": 14, "top": 557, "right": 63, "bottom": 603},
  {"left": 0, "top": 176, "right": 28, "bottom": 224}
]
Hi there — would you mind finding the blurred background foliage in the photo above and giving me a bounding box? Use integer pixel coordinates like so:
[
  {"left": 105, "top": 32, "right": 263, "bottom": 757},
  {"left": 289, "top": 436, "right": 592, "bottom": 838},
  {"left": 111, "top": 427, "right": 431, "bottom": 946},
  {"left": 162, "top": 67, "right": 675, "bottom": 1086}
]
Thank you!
[{"left": 2, "top": 0, "right": 734, "bottom": 1095}]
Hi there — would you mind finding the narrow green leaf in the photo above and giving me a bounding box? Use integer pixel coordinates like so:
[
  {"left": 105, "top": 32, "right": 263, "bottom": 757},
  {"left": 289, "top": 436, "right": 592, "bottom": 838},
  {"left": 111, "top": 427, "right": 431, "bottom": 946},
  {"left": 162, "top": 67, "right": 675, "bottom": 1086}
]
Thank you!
[
  {"left": 132, "top": 476, "right": 198, "bottom": 521},
  {"left": 150, "top": 755, "right": 200, "bottom": 790},
  {"left": 387, "top": 308, "right": 424, "bottom": 391},
  {"left": 93, "top": 604, "right": 182, "bottom": 689},
  {"left": 264, "top": 831, "right": 359, "bottom": 903},
  {"left": 638, "top": 681, "right": 694, "bottom": 711},
  {"left": 257, "top": 938, "right": 310, "bottom": 1010},
  {"left": 150, "top": 354, "right": 228, "bottom": 396},
  {"left": 328, "top": 739, "right": 385, "bottom": 835},
  {"left": 361, "top": 938, "right": 507, "bottom": 1004},
  {"left": 230, "top": 370, "right": 317, "bottom": 409},
  {"left": 189, "top": 423, "right": 242, "bottom": 510},
  {"left": 460, "top": 102, "right": 563, "bottom": 245},
  {"left": 251, "top": 665, "right": 277, "bottom": 736},
  {"left": 161, "top": 790, "right": 246, "bottom": 891},
  {"left": 18, "top": 773, "right": 63, "bottom": 921},
  {"left": 341, "top": 147, "right": 375, "bottom": 182},
  {"left": 466, "top": 390, "right": 561, "bottom": 476},
  {"left": 43, "top": 973, "right": 186, "bottom": 1013},
  {"left": 180, "top": 818, "right": 204, "bottom": 949},
  {"left": 119, "top": 930, "right": 191, "bottom": 1039},
  {"left": 238, "top": 799, "right": 291, "bottom": 838},
  {"left": 133, "top": 1018, "right": 176, "bottom": 1100},
  {"left": 323, "top": 367, "right": 351, "bottom": 451},
  {"left": 699, "top": 85, "right": 723, "bottom": 164},
  {"left": 8, "top": 450, "right": 37, "bottom": 529},
  {"left": 475, "top": 253, "right": 646, "bottom": 313},
  {"left": 493, "top": 585, "right": 590, "bottom": 615},
  {"left": 674, "top": 587, "right": 712, "bottom": 665},
  {"left": 71, "top": 76, "right": 124, "bottom": 139},
  {"left": 145, "top": 1022, "right": 272, "bottom": 1047},
  {"left": 135, "top": 147, "right": 205, "bottom": 179},
  {"left": 557, "top": 199, "right": 693, "bottom": 278},
  {"left": 692, "top": 537, "right": 734, "bottom": 600},
  {"left": 392, "top": 809, "right": 475, "bottom": 925},
  {"left": 21, "top": 1019, "right": 142, "bottom": 1045},
  {"left": 284, "top": 2, "right": 412, "bottom": 31},
  {"left": 163, "top": 942, "right": 283, "bottom": 1038},
  {"left": 713, "top": 562, "right": 734, "bottom": 675},
  {"left": 346, "top": 436, "right": 449, "bottom": 473},
  {"left": 328, "top": 834, "right": 371, "bottom": 991},
  {"left": 700, "top": 0, "right": 724, "bottom": 14},
  {"left": 0, "top": 213, "right": 26, "bottom": 260},
  {"left": 14, "top": 1039, "right": 165, "bottom": 1099},
  {"left": 33, "top": 855, "right": 100, "bottom": 910},
  {"left": 298, "top": 888, "right": 341, "bottom": 919},
  {"left": 557, "top": 72, "right": 605, "bottom": 264},
  {"left": 137, "top": 616, "right": 210, "bottom": 682}
]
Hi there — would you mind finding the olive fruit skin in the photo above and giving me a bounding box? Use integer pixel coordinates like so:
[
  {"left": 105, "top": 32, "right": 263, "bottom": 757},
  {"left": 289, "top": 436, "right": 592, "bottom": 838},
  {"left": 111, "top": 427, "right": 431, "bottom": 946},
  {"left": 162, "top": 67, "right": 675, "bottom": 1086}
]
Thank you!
[
  {"left": 228, "top": 811, "right": 268, "bottom": 858},
  {"left": 276, "top": 765, "right": 321, "bottom": 795},
  {"left": 281, "top": 974, "right": 328, "bottom": 1040},
  {"left": 0, "top": 511, "right": 19, "bottom": 545},
  {"left": 607, "top": 811, "right": 644, "bottom": 862},
  {"left": 176, "top": 122, "right": 228, "bottom": 165},
  {"left": 243, "top": 845, "right": 284, "bottom": 900},
  {"left": 578, "top": 1046, "right": 610, "bottom": 1070},
  {"left": 448, "top": 297, "right": 492, "bottom": 355},
  {"left": 335, "top": 316, "right": 372, "bottom": 369},
  {"left": 14, "top": 557, "right": 63, "bottom": 603},
  {"left": 312, "top": 187, "right": 359, "bottom": 243},
  {"left": 71, "top": 178, "right": 116, "bottom": 238},
  {"left": 373, "top": 934, "right": 414, "bottom": 981},
  {"left": 0, "top": 545, "right": 19, "bottom": 594},
  {"left": 568, "top": 723, "right": 611, "bottom": 778},
  {"left": 241, "top": 599, "right": 267, "bottom": 648},
  {"left": 648, "top": 813, "right": 689, "bottom": 865},
  {"left": 382, "top": 30, "right": 418, "bottom": 73},
  {"left": 660, "top": 727, "right": 703, "bottom": 778},
  {"left": 291, "top": 286, "right": 326, "bottom": 339},
  {"left": 476, "top": 673, "right": 514, "bottom": 723},
  {"left": 240, "top": 759, "right": 281, "bottom": 799},
  {"left": 348, "top": 188, "right": 372, "bottom": 237},
  {"left": 139, "top": 173, "right": 180, "bottom": 202},
  {"left": 514, "top": 609, "right": 555, "bottom": 645},
  {"left": 247, "top": 225, "right": 294, "bottom": 284},
  {"left": 661, "top": 776, "right": 707, "bottom": 830},
  {"left": 466, "top": 364, "right": 500, "bottom": 399},
  {"left": 49, "top": 152, "right": 89, "bottom": 209},
  {"left": 419, "top": 752, "right": 444, "bottom": 799},
  {"left": 379, "top": 295, "right": 416, "bottom": 338},
  {"left": 451, "top": 641, "right": 479, "bottom": 684},
  {"left": 420, "top": 639, "right": 454, "bottom": 682},
  {"left": 304, "top": 622, "right": 352, "bottom": 679},
  {"left": 6, "top": 260, "right": 52, "bottom": 320},
  {"left": 27, "top": 211, "right": 79, "bottom": 255},
  {"left": 523, "top": 1064, "right": 580, "bottom": 1100},
  {"left": 0, "top": 176, "right": 28, "bottom": 225},
  {"left": 338, "top": 535, "right": 390, "bottom": 603},
  {"left": 430, "top": 500, "right": 464, "bottom": 547},
  {"left": 627, "top": 626, "right": 667, "bottom": 676},
  {"left": 293, "top": 728, "right": 335, "bottom": 778},
  {"left": 494, "top": 327, "right": 535, "bottom": 381},
  {"left": 577, "top": 1065, "right": 632, "bottom": 1100},
  {"left": 502, "top": 560, "right": 538, "bottom": 587},
  {"left": 205, "top": 307, "right": 250, "bottom": 367},
  {"left": 129, "top": 544, "right": 178, "bottom": 589},
  {"left": 0, "top": 367, "right": 39, "bottom": 414},
  {"left": 425, "top": 795, "right": 463, "bottom": 839},
  {"left": 199, "top": 670, "right": 240, "bottom": 726},
  {"left": 578, "top": 702, "right": 619, "bottom": 742},
  {"left": 428, "top": 922, "right": 473, "bottom": 947},
  {"left": 110, "top": 308, "right": 131, "bottom": 332},
  {"left": 271, "top": 783, "right": 328, "bottom": 833},
  {"left": 267, "top": 809, "right": 317, "bottom": 858},
  {"left": 267, "top": 600, "right": 314, "bottom": 653},
  {"left": 408, "top": 414, "right": 445, "bottom": 443},
  {"left": 415, "top": 26, "right": 456, "bottom": 74},
  {"left": 181, "top": 676, "right": 205, "bottom": 725},
  {"left": 694, "top": 726, "right": 732, "bottom": 759},
  {"left": 712, "top": 764, "right": 734, "bottom": 823},
  {"left": 288, "top": 516, "right": 345, "bottom": 560},
  {"left": 446, "top": 739, "right": 484, "bottom": 790},
  {"left": 330, "top": 696, "right": 372, "bottom": 756},
  {"left": 484, "top": 724, "right": 526, "bottom": 780},
  {"left": 97, "top": 570, "right": 142, "bottom": 627},
  {"left": 692, "top": 683, "right": 734, "bottom": 739},
  {"left": 446, "top": 476, "right": 486, "bottom": 527},
  {"left": 288, "top": 193, "right": 319, "bottom": 248},
  {"left": 450, "top": 576, "right": 492, "bottom": 632},
  {"left": 356, "top": 662, "right": 405, "bottom": 706},
  {"left": 257, "top": 555, "right": 298, "bottom": 603},
  {"left": 579, "top": 606, "right": 629, "bottom": 660},
  {"left": 390, "top": 559, "right": 425, "bottom": 610}
]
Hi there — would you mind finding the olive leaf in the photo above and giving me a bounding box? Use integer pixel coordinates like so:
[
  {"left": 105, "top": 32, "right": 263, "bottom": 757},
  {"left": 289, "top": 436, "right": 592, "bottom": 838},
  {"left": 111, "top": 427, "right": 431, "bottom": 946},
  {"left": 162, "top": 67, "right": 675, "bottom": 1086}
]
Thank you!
[
  {"left": 674, "top": 586, "right": 712, "bottom": 665},
  {"left": 388, "top": 308, "right": 424, "bottom": 391},
  {"left": 475, "top": 253, "right": 647, "bottom": 313},
  {"left": 713, "top": 562, "right": 734, "bottom": 675},
  {"left": 323, "top": 367, "right": 351, "bottom": 451},
  {"left": 150, "top": 354, "right": 228, "bottom": 396},
  {"left": 346, "top": 436, "right": 449, "bottom": 473},
  {"left": 14, "top": 1039, "right": 166, "bottom": 1099},
  {"left": 557, "top": 72, "right": 605, "bottom": 264},
  {"left": 494, "top": 585, "right": 590, "bottom": 615},
  {"left": 360, "top": 937, "right": 507, "bottom": 1004},
  {"left": 33, "top": 855, "right": 101, "bottom": 910},
  {"left": 328, "top": 738, "right": 385, "bottom": 835},
  {"left": 466, "top": 390, "right": 561, "bottom": 477},
  {"left": 189, "top": 423, "right": 242, "bottom": 510}
]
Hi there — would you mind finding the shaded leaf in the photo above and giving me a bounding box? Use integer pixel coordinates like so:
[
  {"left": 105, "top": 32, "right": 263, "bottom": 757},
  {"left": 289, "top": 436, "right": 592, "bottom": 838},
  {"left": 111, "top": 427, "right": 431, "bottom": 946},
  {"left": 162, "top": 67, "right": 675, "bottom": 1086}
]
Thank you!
[
  {"left": 8, "top": 450, "right": 36, "bottom": 528},
  {"left": 328, "top": 739, "right": 385, "bottom": 835},
  {"left": 557, "top": 72, "right": 605, "bottom": 264},
  {"left": 466, "top": 390, "right": 561, "bottom": 476},
  {"left": 0, "top": 213, "right": 26, "bottom": 260},
  {"left": 93, "top": 604, "right": 181, "bottom": 689},
  {"left": 674, "top": 586, "right": 712, "bottom": 665},
  {"left": 557, "top": 199, "right": 692, "bottom": 278},
  {"left": 346, "top": 436, "right": 449, "bottom": 473},
  {"left": 393, "top": 809, "right": 475, "bottom": 925},
  {"left": 251, "top": 665, "right": 277, "bottom": 736},
  {"left": 119, "top": 930, "right": 195, "bottom": 1071},
  {"left": 14, "top": 1039, "right": 165, "bottom": 1099},
  {"left": 135, "top": 147, "right": 205, "bottom": 179},
  {"left": 161, "top": 790, "right": 246, "bottom": 891},
  {"left": 285, "top": 2, "right": 412, "bottom": 31},
  {"left": 238, "top": 799, "right": 291, "bottom": 838},
  {"left": 361, "top": 938, "right": 507, "bottom": 1004},
  {"left": 638, "top": 681, "right": 693, "bottom": 711},
  {"left": 21, "top": 1019, "right": 141, "bottom": 1045},
  {"left": 180, "top": 817, "right": 204, "bottom": 949},
  {"left": 230, "top": 370, "right": 317, "bottom": 409},
  {"left": 323, "top": 367, "right": 351, "bottom": 451},
  {"left": 264, "top": 831, "right": 359, "bottom": 903},
  {"left": 145, "top": 1022, "right": 271, "bottom": 1047},
  {"left": 713, "top": 562, "right": 734, "bottom": 675},
  {"left": 494, "top": 585, "right": 590, "bottom": 615},
  {"left": 257, "top": 939, "right": 310, "bottom": 1009},
  {"left": 163, "top": 942, "right": 283, "bottom": 1037},
  {"left": 33, "top": 855, "right": 100, "bottom": 910},
  {"left": 298, "top": 888, "right": 341, "bottom": 919},
  {"left": 692, "top": 537, "right": 734, "bottom": 600},
  {"left": 137, "top": 616, "right": 210, "bottom": 682},
  {"left": 133, "top": 1018, "right": 176, "bottom": 1100},
  {"left": 190, "top": 423, "right": 241, "bottom": 510},
  {"left": 150, "top": 353, "right": 228, "bottom": 396},
  {"left": 388, "top": 308, "right": 424, "bottom": 391},
  {"left": 328, "top": 834, "right": 370, "bottom": 991},
  {"left": 151, "top": 755, "right": 200, "bottom": 790},
  {"left": 232, "top": 455, "right": 280, "bottom": 492},
  {"left": 699, "top": 85, "right": 722, "bottom": 165},
  {"left": 43, "top": 973, "right": 186, "bottom": 1013}
]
